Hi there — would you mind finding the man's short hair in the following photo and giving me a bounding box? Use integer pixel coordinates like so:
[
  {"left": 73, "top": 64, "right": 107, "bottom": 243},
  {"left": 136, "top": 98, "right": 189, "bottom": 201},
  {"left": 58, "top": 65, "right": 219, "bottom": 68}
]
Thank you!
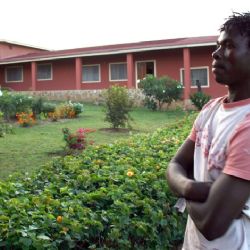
[{"left": 220, "top": 12, "right": 250, "bottom": 42}]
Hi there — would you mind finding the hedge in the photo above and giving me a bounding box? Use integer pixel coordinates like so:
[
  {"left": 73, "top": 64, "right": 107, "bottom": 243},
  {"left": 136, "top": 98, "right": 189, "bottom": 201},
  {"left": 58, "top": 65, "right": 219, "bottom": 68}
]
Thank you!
[{"left": 0, "top": 113, "right": 196, "bottom": 249}]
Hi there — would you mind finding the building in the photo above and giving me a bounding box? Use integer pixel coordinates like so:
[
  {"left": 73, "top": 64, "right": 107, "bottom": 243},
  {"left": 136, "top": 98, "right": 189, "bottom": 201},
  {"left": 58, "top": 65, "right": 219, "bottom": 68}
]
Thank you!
[{"left": 0, "top": 37, "right": 227, "bottom": 101}]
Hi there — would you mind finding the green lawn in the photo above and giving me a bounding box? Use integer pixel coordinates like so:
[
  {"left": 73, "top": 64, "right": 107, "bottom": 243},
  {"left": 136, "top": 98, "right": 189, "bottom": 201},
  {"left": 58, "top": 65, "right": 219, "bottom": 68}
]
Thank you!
[{"left": 0, "top": 104, "right": 186, "bottom": 180}]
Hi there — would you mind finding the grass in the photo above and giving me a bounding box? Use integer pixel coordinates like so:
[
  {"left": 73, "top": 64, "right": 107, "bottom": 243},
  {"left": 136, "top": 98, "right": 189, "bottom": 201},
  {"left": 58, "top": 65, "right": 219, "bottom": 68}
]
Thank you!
[{"left": 0, "top": 104, "right": 186, "bottom": 180}]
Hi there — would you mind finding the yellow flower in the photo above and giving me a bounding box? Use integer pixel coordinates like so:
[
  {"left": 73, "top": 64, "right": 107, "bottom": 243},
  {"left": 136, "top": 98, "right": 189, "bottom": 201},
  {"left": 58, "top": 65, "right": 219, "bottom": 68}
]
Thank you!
[
  {"left": 127, "top": 170, "right": 134, "bottom": 177},
  {"left": 56, "top": 215, "right": 63, "bottom": 223}
]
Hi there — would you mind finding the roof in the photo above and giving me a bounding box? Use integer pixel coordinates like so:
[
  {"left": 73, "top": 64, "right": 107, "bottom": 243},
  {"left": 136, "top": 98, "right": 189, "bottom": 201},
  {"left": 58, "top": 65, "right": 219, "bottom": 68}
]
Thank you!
[
  {"left": 0, "top": 39, "right": 49, "bottom": 51},
  {"left": 0, "top": 36, "right": 217, "bottom": 65}
]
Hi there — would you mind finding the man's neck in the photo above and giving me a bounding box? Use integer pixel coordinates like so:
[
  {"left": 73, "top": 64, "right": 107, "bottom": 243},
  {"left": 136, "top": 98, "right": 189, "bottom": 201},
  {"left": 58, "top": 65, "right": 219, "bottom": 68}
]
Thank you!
[{"left": 227, "top": 84, "right": 250, "bottom": 102}]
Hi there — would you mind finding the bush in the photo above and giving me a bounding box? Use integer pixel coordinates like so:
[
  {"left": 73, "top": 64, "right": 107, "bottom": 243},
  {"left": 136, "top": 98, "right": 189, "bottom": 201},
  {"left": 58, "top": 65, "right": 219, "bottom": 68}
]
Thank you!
[
  {"left": 0, "top": 91, "right": 33, "bottom": 121},
  {"left": 0, "top": 114, "right": 196, "bottom": 249},
  {"left": 0, "top": 111, "right": 14, "bottom": 137},
  {"left": 32, "top": 97, "right": 45, "bottom": 118},
  {"left": 190, "top": 92, "right": 211, "bottom": 110},
  {"left": 13, "top": 93, "right": 33, "bottom": 114},
  {"left": 16, "top": 112, "right": 36, "bottom": 127},
  {"left": 0, "top": 90, "right": 16, "bottom": 121},
  {"left": 103, "top": 85, "right": 133, "bottom": 129},
  {"left": 41, "top": 102, "right": 57, "bottom": 116},
  {"left": 62, "top": 127, "right": 95, "bottom": 151},
  {"left": 71, "top": 102, "right": 84, "bottom": 117},
  {"left": 139, "top": 75, "right": 183, "bottom": 110}
]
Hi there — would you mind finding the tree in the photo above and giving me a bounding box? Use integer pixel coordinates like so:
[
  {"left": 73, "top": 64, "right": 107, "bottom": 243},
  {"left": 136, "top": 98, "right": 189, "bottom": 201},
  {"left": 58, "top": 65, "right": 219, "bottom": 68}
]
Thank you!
[{"left": 138, "top": 75, "right": 183, "bottom": 110}]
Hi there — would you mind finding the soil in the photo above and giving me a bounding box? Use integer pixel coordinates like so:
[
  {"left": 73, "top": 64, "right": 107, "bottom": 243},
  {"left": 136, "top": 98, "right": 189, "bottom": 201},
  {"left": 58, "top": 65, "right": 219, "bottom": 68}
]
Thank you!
[{"left": 99, "top": 127, "right": 131, "bottom": 133}]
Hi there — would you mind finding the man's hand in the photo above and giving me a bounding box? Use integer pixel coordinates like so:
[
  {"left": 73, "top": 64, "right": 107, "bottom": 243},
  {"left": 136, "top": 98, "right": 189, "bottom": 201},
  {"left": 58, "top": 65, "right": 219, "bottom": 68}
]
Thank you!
[
  {"left": 166, "top": 139, "right": 212, "bottom": 202},
  {"left": 186, "top": 173, "right": 250, "bottom": 240}
]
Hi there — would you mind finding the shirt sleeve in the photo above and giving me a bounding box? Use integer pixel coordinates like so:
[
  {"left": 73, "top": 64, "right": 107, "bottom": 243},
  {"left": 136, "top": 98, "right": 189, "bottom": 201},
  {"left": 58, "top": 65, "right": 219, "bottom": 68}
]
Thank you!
[
  {"left": 223, "top": 120, "right": 250, "bottom": 180},
  {"left": 188, "top": 98, "right": 219, "bottom": 142},
  {"left": 188, "top": 122, "right": 197, "bottom": 142}
]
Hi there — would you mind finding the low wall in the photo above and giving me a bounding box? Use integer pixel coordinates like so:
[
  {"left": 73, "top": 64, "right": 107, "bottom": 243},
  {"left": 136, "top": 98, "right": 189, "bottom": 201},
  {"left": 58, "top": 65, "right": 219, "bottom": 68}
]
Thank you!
[
  {"left": 23, "top": 89, "right": 193, "bottom": 110},
  {"left": 24, "top": 89, "right": 145, "bottom": 107}
]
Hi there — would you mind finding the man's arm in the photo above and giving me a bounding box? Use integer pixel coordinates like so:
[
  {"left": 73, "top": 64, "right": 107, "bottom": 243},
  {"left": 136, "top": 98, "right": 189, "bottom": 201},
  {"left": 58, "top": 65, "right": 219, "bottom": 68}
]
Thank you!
[
  {"left": 166, "top": 138, "right": 212, "bottom": 202},
  {"left": 186, "top": 173, "right": 250, "bottom": 240}
]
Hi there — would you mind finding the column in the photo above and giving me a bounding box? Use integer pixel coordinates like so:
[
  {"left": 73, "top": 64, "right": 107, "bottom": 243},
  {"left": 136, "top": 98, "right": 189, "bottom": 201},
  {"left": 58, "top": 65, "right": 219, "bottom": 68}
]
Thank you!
[
  {"left": 183, "top": 48, "right": 191, "bottom": 101},
  {"left": 75, "top": 57, "right": 82, "bottom": 90},
  {"left": 31, "top": 62, "right": 36, "bottom": 91},
  {"left": 126, "top": 53, "right": 134, "bottom": 88}
]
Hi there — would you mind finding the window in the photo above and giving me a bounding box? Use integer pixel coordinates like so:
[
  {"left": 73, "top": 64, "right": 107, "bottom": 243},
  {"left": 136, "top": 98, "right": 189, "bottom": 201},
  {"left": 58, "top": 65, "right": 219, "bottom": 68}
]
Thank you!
[
  {"left": 109, "top": 63, "right": 127, "bottom": 81},
  {"left": 136, "top": 61, "right": 155, "bottom": 82},
  {"left": 82, "top": 64, "right": 100, "bottom": 82},
  {"left": 5, "top": 66, "right": 23, "bottom": 82},
  {"left": 181, "top": 67, "right": 209, "bottom": 87},
  {"left": 37, "top": 64, "right": 52, "bottom": 80}
]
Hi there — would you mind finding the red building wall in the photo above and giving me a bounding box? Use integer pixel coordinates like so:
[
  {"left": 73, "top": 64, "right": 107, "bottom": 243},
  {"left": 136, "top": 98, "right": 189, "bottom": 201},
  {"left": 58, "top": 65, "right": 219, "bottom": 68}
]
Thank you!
[
  {"left": 0, "top": 43, "right": 45, "bottom": 59},
  {"left": 0, "top": 46, "right": 228, "bottom": 99},
  {"left": 36, "top": 59, "right": 76, "bottom": 90},
  {"left": 188, "top": 47, "right": 227, "bottom": 98},
  {"left": 80, "top": 54, "right": 128, "bottom": 90},
  {"left": 0, "top": 63, "right": 32, "bottom": 91}
]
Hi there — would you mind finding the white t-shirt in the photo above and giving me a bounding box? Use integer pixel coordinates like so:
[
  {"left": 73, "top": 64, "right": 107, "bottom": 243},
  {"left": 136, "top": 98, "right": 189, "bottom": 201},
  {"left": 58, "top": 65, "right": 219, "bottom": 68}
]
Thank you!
[{"left": 182, "top": 96, "right": 250, "bottom": 250}]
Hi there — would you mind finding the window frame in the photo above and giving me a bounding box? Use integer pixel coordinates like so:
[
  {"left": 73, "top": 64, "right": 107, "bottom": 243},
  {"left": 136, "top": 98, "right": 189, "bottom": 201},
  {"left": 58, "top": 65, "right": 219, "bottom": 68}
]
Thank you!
[
  {"left": 37, "top": 63, "right": 53, "bottom": 81},
  {"left": 135, "top": 60, "right": 156, "bottom": 88},
  {"left": 109, "top": 62, "right": 128, "bottom": 82},
  {"left": 82, "top": 64, "right": 101, "bottom": 83},
  {"left": 5, "top": 65, "right": 23, "bottom": 83},
  {"left": 180, "top": 66, "right": 209, "bottom": 88}
]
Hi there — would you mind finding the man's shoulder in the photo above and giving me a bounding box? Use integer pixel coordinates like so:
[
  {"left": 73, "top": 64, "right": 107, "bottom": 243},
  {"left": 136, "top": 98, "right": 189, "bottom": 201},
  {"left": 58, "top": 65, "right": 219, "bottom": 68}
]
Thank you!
[{"left": 201, "top": 96, "right": 225, "bottom": 111}]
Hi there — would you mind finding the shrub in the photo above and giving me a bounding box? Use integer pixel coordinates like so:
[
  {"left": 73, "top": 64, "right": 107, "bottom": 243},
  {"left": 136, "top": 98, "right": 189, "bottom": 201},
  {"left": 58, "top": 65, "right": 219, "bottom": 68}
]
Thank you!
[
  {"left": 144, "top": 97, "right": 158, "bottom": 111},
  {"left": 16, "top": 112, "right": 35, "bottom": 127},
  {"left": 41, "top": 102, "right": 57, "bottom": 116},
  {"left": 55, "top": 102, "right": 76, "bottom": 119},
  {"left": 0, "top": 90, "right": 16, "bottom": 121},
  {"left": 0, "top": 113, "right": 196, "bottom": 249},
  {"left": 103, "top": 85, "right": 133, "bottom": 129},
  {"left": 13, "top": 93, "right": 33, "bottom": 114},
  {"left": 190, "top": 92, "right": 211, "bottom": 110},
  {"left": 0, "top": 91, "right": 34, "bottom": 121},
  {"left": 32, "top": 97, "right": 45, "bottom": 118},
  {"left": 0, "top": 111, "right": 14, "bottom": 137},
  {"left": 62, "top": 127, "right": 95, "bottom": 151},
  {"left": 71, "top": 102, "right": 84, "bottom": 117},
  {"left": 139, "top": 75, "right": 183, "bottom": 110}
]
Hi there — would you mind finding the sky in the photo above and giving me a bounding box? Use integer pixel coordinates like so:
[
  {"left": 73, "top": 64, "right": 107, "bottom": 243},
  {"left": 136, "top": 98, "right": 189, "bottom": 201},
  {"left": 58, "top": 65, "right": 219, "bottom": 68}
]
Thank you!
[{"left": 1, "top": 0, "right": 249, "bottom": 51}]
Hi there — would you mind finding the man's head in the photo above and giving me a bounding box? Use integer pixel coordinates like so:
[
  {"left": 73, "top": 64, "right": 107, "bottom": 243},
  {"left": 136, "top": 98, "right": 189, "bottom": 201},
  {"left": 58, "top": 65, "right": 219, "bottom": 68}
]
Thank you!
[
  {"left": 212, "top": 12, "right": 250, "bottom": 87},
  {"left": 220, "top": 12, "right": 250, "bottom": 47}
]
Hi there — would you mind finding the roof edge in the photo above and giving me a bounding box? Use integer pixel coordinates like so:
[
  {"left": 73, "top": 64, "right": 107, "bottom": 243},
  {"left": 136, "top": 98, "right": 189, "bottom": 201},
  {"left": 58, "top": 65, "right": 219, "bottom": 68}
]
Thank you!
[
  {"left": 0, "top": 42, "right": 216, "bottom": 65},
  {"left": 0, "top": 39, "right": 50, "bottom": 51}
]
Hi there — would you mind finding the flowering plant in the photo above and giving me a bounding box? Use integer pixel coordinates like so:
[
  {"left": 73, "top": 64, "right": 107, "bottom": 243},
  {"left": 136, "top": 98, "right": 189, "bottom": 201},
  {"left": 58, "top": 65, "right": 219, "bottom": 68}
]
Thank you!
[
  {"left": 16, "top": 112, "right": 35, "bottom": 127},
  {"left": 62, "top": 127, "right": 95, "bottom": 151}
]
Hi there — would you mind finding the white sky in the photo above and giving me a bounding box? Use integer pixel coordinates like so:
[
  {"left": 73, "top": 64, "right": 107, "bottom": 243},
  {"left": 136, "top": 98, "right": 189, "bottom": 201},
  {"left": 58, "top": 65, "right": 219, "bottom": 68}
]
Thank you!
[{"left": 0, "top": 0, "right": 249, "bottom": 50}]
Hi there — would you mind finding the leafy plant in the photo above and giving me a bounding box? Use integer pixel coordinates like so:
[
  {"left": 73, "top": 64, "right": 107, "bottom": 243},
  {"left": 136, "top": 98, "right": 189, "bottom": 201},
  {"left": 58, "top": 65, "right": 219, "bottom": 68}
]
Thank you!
[
  {"left": 139, "top": 75, "right": 183, "bottom": 110},
  {"left": 0, "top": 90, "right": 16, "bottom": 121},
  {"left": 71, "top": 102, "right": 84, "bottom": 117},
  {"left": 62, "top": 127, "right": 95, "bottom": 151},
  {"left": 0, "top": 111, "right": 15, "bottom": 137},
  {"left": 13, "top": 93, "right": 33, "bottom": 114},
  {"left": 0, "top": 113, "right": 197, "bottom": 249},
  {"left": 16, "top": 112, "right": 35, "bottom": 127},
  {"left": 41, "top": 102, "right": 57, "bottom": 116},
  {"left": 32, "top": 97, "right": 45, "bottom": 118},
  {"left": 190, "top": 92, "right": 211, "bottom": 110},
  {"left": 103, "top": 85, "right": 133, "bottom": 129}
]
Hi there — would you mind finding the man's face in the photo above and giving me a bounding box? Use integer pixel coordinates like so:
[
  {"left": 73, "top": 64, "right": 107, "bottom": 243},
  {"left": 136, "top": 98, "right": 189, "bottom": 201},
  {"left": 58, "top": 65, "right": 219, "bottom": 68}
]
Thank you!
[{"left": 212, "top": 26, "right": 250, "bottom": 87}]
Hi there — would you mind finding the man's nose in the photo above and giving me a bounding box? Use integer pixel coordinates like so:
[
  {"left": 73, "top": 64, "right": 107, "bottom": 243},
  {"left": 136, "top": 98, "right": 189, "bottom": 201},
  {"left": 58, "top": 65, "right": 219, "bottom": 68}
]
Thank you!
[{"left": 212, "top": 48, "right": 222, "bottom": 60}]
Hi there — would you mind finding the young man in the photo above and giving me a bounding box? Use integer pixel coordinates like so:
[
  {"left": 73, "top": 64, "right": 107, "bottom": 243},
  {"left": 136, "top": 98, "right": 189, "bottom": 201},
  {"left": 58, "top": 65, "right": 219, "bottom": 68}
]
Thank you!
[{"left": 166, "top": 12, "right": 250, "bottom": 250}]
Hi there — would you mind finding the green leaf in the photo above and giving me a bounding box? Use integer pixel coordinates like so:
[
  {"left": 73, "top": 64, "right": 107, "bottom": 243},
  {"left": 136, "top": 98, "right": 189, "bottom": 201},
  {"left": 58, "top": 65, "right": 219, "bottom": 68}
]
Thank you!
[{"left": 37, "top": 234, "right": 51, "bottom": 241}]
